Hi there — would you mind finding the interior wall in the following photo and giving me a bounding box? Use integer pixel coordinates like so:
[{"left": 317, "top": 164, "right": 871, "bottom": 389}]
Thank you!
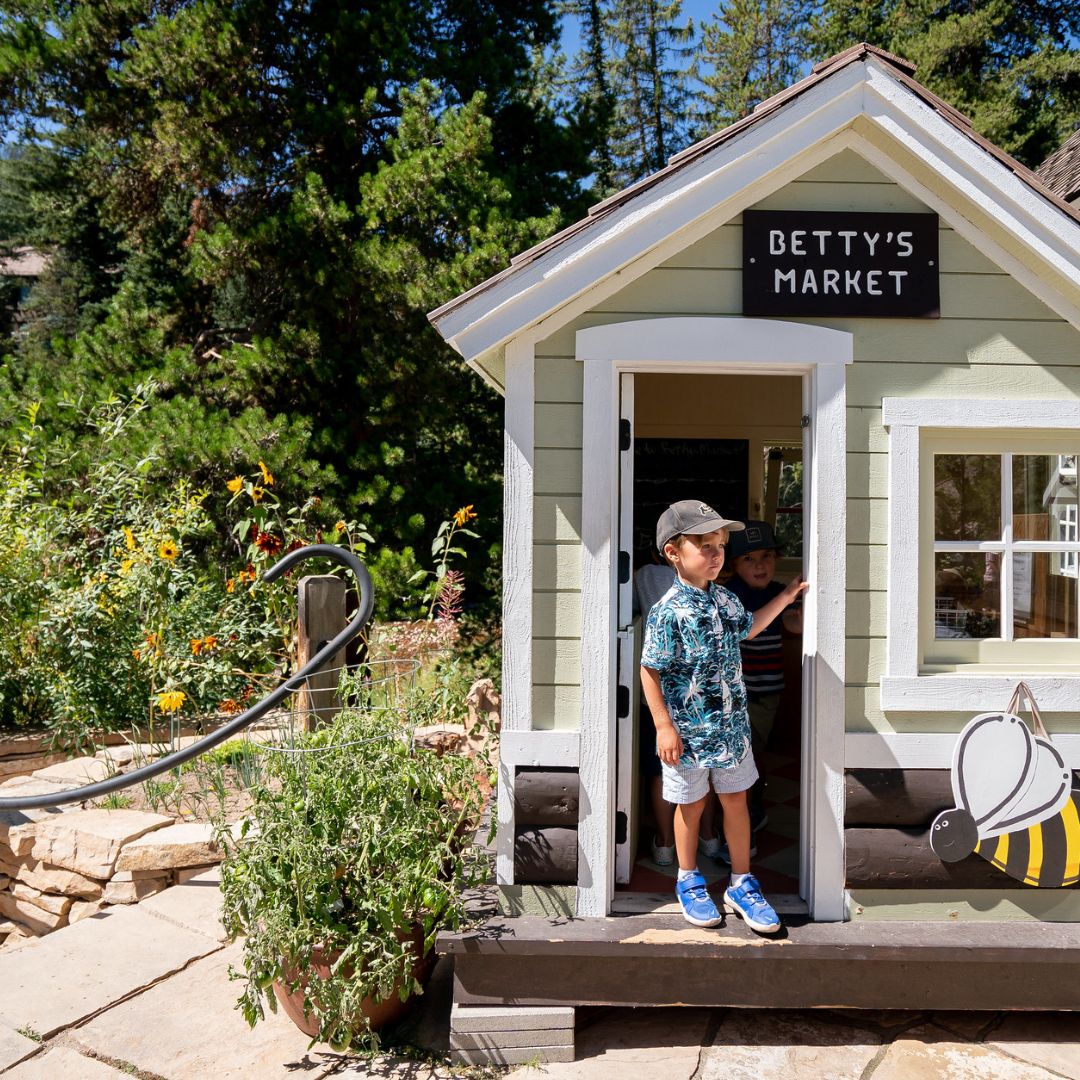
[
  {"left": 634, "top": 372, "right": 802, "bottom": 440},
  {"left": 635, "top": 372, "right": 803, "bottom": 522}
]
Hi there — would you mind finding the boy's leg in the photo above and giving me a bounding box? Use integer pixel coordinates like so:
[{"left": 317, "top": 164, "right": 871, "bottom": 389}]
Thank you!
[
  {"left": 673, "top": 795, "right": 707, "bottom": 870},
  {"left": 662, "top": 762, "right": 722, "bottom": 927},
  {"left": 651, "top": 776, "right": 676, "bottom": 849},
  {"left": 747, "top": 693, "right": 781, "bottom": 830},
  {"left": 717, "top": 790, "right": 752, "bottom": 875},
  {"left": 712, "top": 755, "right": 781, "bottom": 934}
]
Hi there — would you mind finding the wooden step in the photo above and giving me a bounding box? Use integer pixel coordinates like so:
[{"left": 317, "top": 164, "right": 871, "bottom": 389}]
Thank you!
[{"left": 439, "top": 913, "right": 1080, "bottom": 1011}]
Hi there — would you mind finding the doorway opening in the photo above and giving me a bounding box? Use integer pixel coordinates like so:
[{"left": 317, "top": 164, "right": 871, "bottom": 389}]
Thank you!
[{"left": 613, "top": 371, "right": 806, "bottom": 914}]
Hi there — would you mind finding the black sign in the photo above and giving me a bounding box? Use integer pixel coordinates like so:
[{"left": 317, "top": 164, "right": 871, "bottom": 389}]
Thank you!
[
  {"left": 742, "top": 210, "right": 939, "bottom": 318},
  {"left": 633, "top": 438, "right": 748, "bottom": 565}
]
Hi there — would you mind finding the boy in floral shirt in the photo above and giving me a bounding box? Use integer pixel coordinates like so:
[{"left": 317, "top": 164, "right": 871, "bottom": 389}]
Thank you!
[{"left": 640, "top": 500, "right": 807, "bottom": 933}]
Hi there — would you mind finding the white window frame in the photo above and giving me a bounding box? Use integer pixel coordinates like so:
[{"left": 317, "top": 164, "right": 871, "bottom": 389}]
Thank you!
[{"left": 881, "top": 397, "right": 1080, "bottom": 711}]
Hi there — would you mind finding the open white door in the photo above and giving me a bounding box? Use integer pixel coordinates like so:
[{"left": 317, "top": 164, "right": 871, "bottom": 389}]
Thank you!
[{"left": 614, "top": 373, "right": 636, "bottom": 884}]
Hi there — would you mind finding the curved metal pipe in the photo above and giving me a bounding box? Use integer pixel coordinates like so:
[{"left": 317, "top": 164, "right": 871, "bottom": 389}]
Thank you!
[{"left": 0, "top": 544, "right": 374, "bottom": 812}]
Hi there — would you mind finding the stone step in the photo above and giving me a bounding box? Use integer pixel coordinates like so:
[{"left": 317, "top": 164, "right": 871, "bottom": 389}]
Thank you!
[
  {"left": 26, "top": 809, "right": 173, "bottom": 878},
  {"left": 0, "top": 903, "right": 221, "bottom": 1038}
]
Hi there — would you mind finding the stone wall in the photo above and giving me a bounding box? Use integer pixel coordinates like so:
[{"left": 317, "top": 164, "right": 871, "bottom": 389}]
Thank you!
[{"left": 0, "top": 748, "right": 227, "bottom": 951}]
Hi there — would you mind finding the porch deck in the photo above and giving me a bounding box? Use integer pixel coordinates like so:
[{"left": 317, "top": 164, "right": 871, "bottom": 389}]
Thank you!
[{"left": 439, "top": 912, "right": 1080, "bottom": 1012}]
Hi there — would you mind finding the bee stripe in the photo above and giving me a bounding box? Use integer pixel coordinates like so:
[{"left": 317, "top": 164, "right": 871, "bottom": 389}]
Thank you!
[
  {"left": 1005, "top": 826, "right": 1030, "bottom": 882},
  {"left": 1025, "top": 823, "right": 1044, "bottom": 886},
  {"left": 1064, "top": 797, "right": 1080, "bottom": 885},
  {"left": 1038, "top": 809, "right": 1068, "bottom": 888}
]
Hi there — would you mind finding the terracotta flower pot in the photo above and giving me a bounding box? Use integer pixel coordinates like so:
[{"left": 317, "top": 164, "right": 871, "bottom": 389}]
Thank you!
[{"left": 272, "top": 926, "right": 436, "bottom": 1040}]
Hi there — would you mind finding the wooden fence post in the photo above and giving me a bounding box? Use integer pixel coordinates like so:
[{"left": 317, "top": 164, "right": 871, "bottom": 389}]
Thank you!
[{"left": 297, "top": 574, "right": 347, "bottom": 730}]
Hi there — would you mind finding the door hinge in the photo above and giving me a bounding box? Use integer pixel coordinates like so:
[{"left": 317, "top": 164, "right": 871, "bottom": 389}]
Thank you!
[
  {"left": 619, "top": 418, "right": 632, "bottom": 451},
  {"left": 618, "top": 550, "right": 630, "bottom": 584},
  {"left": 616, "top": 684, "right": 630, "bottom": 718},
  {"left": 801, "top": 414, "right": 811, "bottom": 428}
]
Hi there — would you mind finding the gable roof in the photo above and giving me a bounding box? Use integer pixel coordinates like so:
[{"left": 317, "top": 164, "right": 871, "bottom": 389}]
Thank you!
[
  {"left": 429, "top": 43, "right": 1080, "bottom": 382},
  {"left": 1038, "top": 126, "right": 1080, "bottom": 204}
]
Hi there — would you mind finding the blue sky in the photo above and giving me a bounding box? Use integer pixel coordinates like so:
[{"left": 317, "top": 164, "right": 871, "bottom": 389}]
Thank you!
[{"left": 560, "top": 1, "right": 727, "bottom": 59}]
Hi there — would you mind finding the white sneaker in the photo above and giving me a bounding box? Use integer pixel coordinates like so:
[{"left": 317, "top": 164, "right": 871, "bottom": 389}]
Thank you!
[
  {"left": 651, "top": 837, "right": 675, "bottom": 865},
  {"left": 698, "top": 835, "right": 723, "bottom": 859}
]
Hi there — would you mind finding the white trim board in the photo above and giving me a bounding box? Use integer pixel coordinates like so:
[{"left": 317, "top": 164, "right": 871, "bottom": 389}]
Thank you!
[
  {"left": 498, "top": 340, "right": 535, "bottom": 885},
  {"left": 847, "top": 730, "right": 1080, "bottom": 769},
  {"left": 500, "top": 730, "right": 580, "bottom": 768},
  {"left": 431, "top": 57, "right": 1080, "bottom": 366},
  {"left": 881, "top": 396, "right": 1080, "bottom": 714},
  {"left": 575, "top": 317, "right": 851, "bottom": 921}
]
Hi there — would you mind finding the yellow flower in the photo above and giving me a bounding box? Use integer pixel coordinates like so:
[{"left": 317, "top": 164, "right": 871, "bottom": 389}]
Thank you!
[
  {"left": 123, "top": 527, "right": 136, "bottom": 551},
  {"left": 226, "top": 476, "right": 244, "bottom": 494},
  {"left": 202, "top": 635, "right": 218, "bottom": 651},
  {"left": 258, "top": 460, "right": 274, "bottom": 487},
  {"left": 334, "top": 520, "right": 347, "bottom": 532},
  {"left": 158, "top": 539, "right": 179, "bottom": 561},
  {"left": 251, "top": 486, "right": 265, "bottom": 503},
  {"left": 190, "top": 638, "right": 203, "bottom": 655},
  {"left": 226, "top": 578, "right": 235, "bottom": 593},
  {"left": 120, "top": 559, "right": 135, "bottom": 575},
  {"left": 155, "top": 690, "right": 187, "bottom": 714},
  {"left": 453, "top": 505, "right": 477, "bottom": 527}
]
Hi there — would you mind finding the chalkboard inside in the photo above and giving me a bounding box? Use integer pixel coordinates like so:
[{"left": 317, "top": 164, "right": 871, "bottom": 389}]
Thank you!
[{"left": 633, "top": 438, "right": 749, "bottom": 564}]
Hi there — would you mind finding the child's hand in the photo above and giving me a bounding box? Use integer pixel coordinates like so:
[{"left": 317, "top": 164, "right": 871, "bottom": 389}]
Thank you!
[
  {"left": 783, "top": 576, "right": 809, "bottom": 605},
  {"left": 656, "top": 724, "right": 683, "bottom": 766}
]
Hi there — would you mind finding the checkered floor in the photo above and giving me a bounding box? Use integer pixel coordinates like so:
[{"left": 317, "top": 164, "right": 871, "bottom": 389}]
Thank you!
[{"left": 616, "top": 745, "right": 801, "bottom": 900}]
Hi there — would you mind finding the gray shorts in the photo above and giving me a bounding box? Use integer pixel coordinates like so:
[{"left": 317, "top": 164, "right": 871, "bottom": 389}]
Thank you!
[{"left": 660, "top": 751, "right": 759, "bottom": 804}]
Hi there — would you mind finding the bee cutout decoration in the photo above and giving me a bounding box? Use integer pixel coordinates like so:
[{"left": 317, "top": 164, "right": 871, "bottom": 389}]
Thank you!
[{"left": 930, "top": 683, "right": 1080, "bottom": 888}]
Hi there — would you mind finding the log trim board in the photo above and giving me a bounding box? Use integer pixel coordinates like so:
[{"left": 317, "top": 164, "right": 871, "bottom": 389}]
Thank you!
[
  {"left": 843, "top": 768, "right": 1080, "bottom": 889},
  {"left": 514, "top": 768, "right": 580, "bottom": 827},
  {"left": 513, "top": 768, "right": 580, "bottom": 884},
  {"left": 845, "top": 769, "right": 952, "bottom": 826},
  {"left": 514, "top": 827, "right": 578, "bottom": 884}
]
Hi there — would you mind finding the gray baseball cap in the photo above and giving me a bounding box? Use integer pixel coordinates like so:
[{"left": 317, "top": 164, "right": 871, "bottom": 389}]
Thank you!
[{"left": 656, "top": 500, "right": 745, "bottom": 552}]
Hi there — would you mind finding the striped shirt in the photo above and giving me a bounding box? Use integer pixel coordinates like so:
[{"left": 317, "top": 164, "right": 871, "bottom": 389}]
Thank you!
[{"left": 725, "top": 577, "right": 785, "bottom": 698}]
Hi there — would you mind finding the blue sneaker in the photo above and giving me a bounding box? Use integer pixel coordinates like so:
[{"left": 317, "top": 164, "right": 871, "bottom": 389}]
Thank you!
[
  {"left": 675, "top": 870, "right": 722, "bottom": 927},
  {"left": 723, "top": 874, "right": 781, "bottom": 934}
]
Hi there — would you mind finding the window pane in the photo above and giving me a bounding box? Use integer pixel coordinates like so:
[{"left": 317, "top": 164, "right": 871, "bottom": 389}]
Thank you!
[
  {"left": 935, "top": 552, "right": 1000, "bottom": 638},
  {"left": 1013, "top": 552, "right": 1078, "bottom": 639},
  {"left": 935, "top": 455, "right": 1000, "bottom": 541},
  {"left": 1013, "top": 454, "right": 1079, "bottom": 542}
]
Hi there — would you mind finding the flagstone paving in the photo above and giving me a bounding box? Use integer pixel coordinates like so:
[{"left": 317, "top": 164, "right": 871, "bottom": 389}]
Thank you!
[{"left": 3, "top": 870, "right": 1080, "bottom": 1079}]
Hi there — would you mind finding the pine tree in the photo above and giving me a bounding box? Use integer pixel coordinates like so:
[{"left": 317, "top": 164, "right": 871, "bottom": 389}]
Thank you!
[
  {"left": 808, "top": 0, "right": 1080, "bottom": 168},
  {"left": 606, "top": 0, "right": 695, "bottom": 184},
  {"left": 0, "top": 1, "right": 592, "bottom": 613},
  {"left": 559, "top": 0, "right": 619, "bottom": 197},
  {"left": 695, "top": 0, "right": 812, "bottom": 136}
]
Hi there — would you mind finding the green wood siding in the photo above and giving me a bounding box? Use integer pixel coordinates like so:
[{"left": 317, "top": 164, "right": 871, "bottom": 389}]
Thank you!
[{"left": 528, "top": 147, "right": 1079, "bottom": 733}]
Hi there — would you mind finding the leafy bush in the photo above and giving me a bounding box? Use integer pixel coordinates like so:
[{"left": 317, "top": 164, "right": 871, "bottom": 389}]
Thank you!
[{"left": 219, "top": 702, "right": 488, "bottom": 1050}]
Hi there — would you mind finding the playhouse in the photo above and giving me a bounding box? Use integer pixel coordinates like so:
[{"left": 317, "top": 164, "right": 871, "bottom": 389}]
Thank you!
[{"left": 429, "top": 44, "right": 1080, "bottom": 1033}]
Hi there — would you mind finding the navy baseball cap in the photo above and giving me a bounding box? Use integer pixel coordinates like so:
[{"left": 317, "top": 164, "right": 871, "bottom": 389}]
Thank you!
[
  {"left": 656, "top": 500, "right": 745, "bottom": 552},
  {"left": 726, "top": 519, "right": 782, "bottom": 558}
]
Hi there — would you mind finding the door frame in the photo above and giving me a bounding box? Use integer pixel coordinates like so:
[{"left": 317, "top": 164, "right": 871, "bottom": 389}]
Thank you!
[{"left": 575, "top": 317, "right": 853, "bottom": 920}]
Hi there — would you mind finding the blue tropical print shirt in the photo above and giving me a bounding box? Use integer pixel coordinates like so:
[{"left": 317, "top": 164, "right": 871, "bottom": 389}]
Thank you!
[{"left": 640, "top": 577, "right": 754, "bottom": 769}]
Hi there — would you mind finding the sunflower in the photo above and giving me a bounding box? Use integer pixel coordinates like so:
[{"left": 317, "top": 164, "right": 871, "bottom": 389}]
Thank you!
[
  {"left": 258, "top": 460, "right": 275, "bottom": 487},
  {"left": 155, "top": 689, "right": 187, "bottom": 714},
  {"left": 254, "top": 530, "right": 283, "bottom": 555},
  {"left": 251, "top": 486, "right": 265, "bottom": 503},
  {"left": 158, "top": 539, "right": 179, "bottom": 561},
  {"left": 453, "top": 504, "right": 477, "bottom": 527},
  {"left": 226, "top": 476, "right": 244, "bottom": 494}
]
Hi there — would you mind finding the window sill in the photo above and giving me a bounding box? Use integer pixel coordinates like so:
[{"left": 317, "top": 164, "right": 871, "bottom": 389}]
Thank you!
[{"left": 880, "top": 674, "right": 1080, "bottom": 712}]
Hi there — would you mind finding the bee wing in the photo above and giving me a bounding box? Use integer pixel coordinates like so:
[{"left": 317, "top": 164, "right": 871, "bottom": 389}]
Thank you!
[
  {"left": 952, "top": 713, "right": 1036, "bottom": 830},
  {"left": 979, "top": 734, "right": 1071, "bottom": 839}
]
